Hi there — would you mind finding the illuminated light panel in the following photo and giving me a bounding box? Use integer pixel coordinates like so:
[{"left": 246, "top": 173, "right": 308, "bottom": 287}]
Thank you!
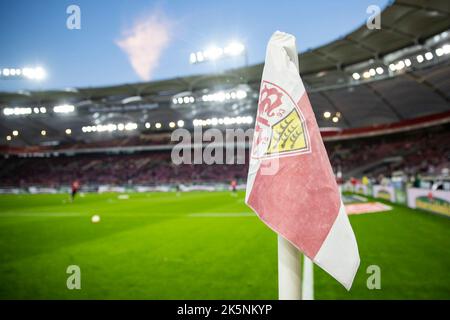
[
  {"left": 190, "top": 42, "right": 245, "bottom": 64},
  {"left": 53, "top": 104, "right": 75, "bottom": 113},
  {"left": 3, "top": 107, "right": 32, "bottom": 116},
  {"left": 192, "top": 116, "right": 253, "bottom": 127},
  {"left": 82, "top": 122, "right": 138, "bottom": 133}
]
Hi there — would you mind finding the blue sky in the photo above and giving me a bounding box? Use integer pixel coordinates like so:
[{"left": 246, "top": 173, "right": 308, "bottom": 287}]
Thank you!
[{"left": 0, "top": 0, "right": 389, "bottom": 92}]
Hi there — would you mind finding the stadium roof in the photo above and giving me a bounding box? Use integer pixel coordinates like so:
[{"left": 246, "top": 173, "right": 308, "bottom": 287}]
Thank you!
[{"left": 1, "top": 0, "right": 450, "bottom": 145}]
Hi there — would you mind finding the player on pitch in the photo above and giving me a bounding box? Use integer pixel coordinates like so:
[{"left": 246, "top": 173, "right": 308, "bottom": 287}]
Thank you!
[{"left": 70, "top": 179, "right": 80, "bottom": 202}]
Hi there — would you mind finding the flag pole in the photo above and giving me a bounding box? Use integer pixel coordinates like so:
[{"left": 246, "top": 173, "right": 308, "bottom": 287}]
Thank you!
[
  {"left": 302, "top": 256, "right": 314, "bottom": 300},
  {"left": 278, "top": 234, "right": 301, "bottom": 299},
  {"left": 277, "top": 39, "right": 303, "bottom": 300}
]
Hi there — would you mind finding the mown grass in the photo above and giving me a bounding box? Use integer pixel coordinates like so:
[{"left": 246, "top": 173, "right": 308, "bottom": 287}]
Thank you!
[{"left": 0, "top": 191, "right": 448, "bottom": 299}]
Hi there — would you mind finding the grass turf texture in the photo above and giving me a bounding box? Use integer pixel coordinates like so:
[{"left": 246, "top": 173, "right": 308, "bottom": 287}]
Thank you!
[{"left": 0, "top": 191, "right": 449, "bottom": 299}]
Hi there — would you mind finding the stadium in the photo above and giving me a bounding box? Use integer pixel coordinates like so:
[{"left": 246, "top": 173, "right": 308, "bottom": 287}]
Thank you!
[{"left": 0, "top": 0, "right": 449, "bottom": 301}]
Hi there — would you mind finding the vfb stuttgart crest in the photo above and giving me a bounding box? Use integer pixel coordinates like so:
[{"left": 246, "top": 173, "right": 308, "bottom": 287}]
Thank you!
[{"left": 252, "top": 81, "right": 311, "bottom": 159}]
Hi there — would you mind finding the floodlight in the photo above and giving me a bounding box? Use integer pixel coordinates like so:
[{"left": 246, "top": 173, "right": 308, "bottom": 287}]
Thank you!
[
  {"left": 53, "top": 104, "right": 75, "bottom": 113},
  {"left": 224, "top": 42, "right": 245, "bottom": 56}
]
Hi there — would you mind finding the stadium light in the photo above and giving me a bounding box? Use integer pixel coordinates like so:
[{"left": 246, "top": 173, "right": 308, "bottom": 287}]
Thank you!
[
  {"left": 189, "top": 41, "right": 246, "bottom": 64},
  {"left": 3, "top": 107, "right": 47, "bottom": 116},
  {"left": 202, "top": 89, "right": 247, "bottom": 103},
  {"left": 416, "top": 54, "right": 424, "bottom": 63},
  {"left": 82, "top": 122, "right": 138, "bottom": 133},
  {"left": 1, "top": 67, "right": 46, "bottom": 80},
  {"left": 155, "top": 122, "right": 162, "bottom": 129},
  {"left": 192, "top": 116, "right": 253, "bottom": 127},
  {"left": 173, "top": 96, "right": 195, "bottom": 105},
  {"left": 40, "top": 130, "right": 46, "bottom": 136},
  {"left": 224, "top": 42, "right": 245, "bottom": 56},
  {"left": 443, "top": 44, "right": 450, "bottom": 54},
  {"left": 323, "top": 111, "right": 331, "bottom": 119},
  {"left": 12, "top": 130, "right": 18, "bottom": 136},
  {"left": 442, "top": 44, "right": 450, "bottom": 54},
  {"left": 27, "top": 67, "right": 46, "bottom": 80},
  {"left": 354, "top": 66, "right": 386, "bottom": 81},
  {"left": 65, "top": 128, "right": 72, "bottom": 135},
  {"left": 145, "top": 122, "right": 151, "bottom": 129},
  {"left": 125, "top": 122, "right": 138, "bottom": 130},
  {"left": 332, "top": 116, "right": 339, "bottom": 123},
  {"left": 177, "top": 120, "right": 184, "bottom": 128},
  {"left": 53, "top": 104, "right": 75, "bottom": 113},
  {"left": 6, "top": 135, "right": 11, "bottom": 141},
  {"left": 425, "top": 52, "right": 433, "bottom": 60},
  {"left": 169, "top": 121, "right": 176, "bottom": 128},
  {"left": 3, "top": 107, "right": 32, "bottom": 116},
  {"left": 172, "top": 88, "right": 249, "bottom": 106}
]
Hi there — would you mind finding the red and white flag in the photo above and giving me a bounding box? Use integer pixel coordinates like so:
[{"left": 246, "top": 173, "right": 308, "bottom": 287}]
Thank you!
[{"left": 245, "top": 31, "right": 360, "bottom": 290}]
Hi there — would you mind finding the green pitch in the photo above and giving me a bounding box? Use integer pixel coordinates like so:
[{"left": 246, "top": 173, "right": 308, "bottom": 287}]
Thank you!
[{"left": 0, "top": 191, "right": 449, "bottom": 299}]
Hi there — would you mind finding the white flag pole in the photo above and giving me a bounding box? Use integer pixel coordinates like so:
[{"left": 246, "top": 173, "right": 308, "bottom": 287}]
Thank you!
[
  {"left": 276, "top": 36, "right": 303, "bottom": 300},
  {"left": 278, "top": 234, "right": 301, "bottom": 300},
  {"left": 302, "top": 256, "right": 314, "bottom": 300}
]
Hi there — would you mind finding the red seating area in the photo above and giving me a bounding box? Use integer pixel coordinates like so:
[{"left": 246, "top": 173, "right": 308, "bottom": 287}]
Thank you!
[
  {"left": 0, "top": 152, "right": 250, "bottom": 187},
  {"left": 0, "top": 125, "right": 448, "bottom": 188},
  {"left": 328, "top": 125, "right": 450, "bottom": 177}
]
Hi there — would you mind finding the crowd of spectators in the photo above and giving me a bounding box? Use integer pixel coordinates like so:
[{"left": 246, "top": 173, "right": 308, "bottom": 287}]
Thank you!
[{"left": 0, "top": 125, "right": 448, "bottom": 188}]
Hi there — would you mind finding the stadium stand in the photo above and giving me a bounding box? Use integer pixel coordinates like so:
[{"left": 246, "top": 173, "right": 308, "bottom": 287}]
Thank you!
[
  {"left": 1, "top": 123, "right": 448, "bottom": 188},
  {"left": 0, "top": 0, "right": 449, "bottom": 191}
]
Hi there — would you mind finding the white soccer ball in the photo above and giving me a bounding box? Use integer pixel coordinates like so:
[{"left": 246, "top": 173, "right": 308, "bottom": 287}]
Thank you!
[{"left": 91, "top": 215, "right": 101, "bottom": 223}]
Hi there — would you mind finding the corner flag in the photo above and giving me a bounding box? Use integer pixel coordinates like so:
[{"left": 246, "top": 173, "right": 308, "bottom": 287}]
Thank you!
[{"left": 245, "top": 31, "right": 360, "bottom": 290}]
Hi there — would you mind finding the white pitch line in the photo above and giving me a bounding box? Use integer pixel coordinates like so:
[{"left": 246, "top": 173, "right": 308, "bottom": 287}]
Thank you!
[{"left": 351, "top": 195, "right": 368, "bottom": 202}]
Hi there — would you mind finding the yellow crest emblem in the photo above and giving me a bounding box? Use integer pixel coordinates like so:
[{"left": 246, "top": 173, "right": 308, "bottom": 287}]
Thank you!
[{"left": 266, "top": 108, "right": 307, "bottom": 155}]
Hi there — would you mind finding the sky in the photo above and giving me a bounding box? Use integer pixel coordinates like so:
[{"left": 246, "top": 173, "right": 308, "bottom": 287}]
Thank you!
[{"left": 0, "top": 0, "right": 390, "bottom": 92}]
